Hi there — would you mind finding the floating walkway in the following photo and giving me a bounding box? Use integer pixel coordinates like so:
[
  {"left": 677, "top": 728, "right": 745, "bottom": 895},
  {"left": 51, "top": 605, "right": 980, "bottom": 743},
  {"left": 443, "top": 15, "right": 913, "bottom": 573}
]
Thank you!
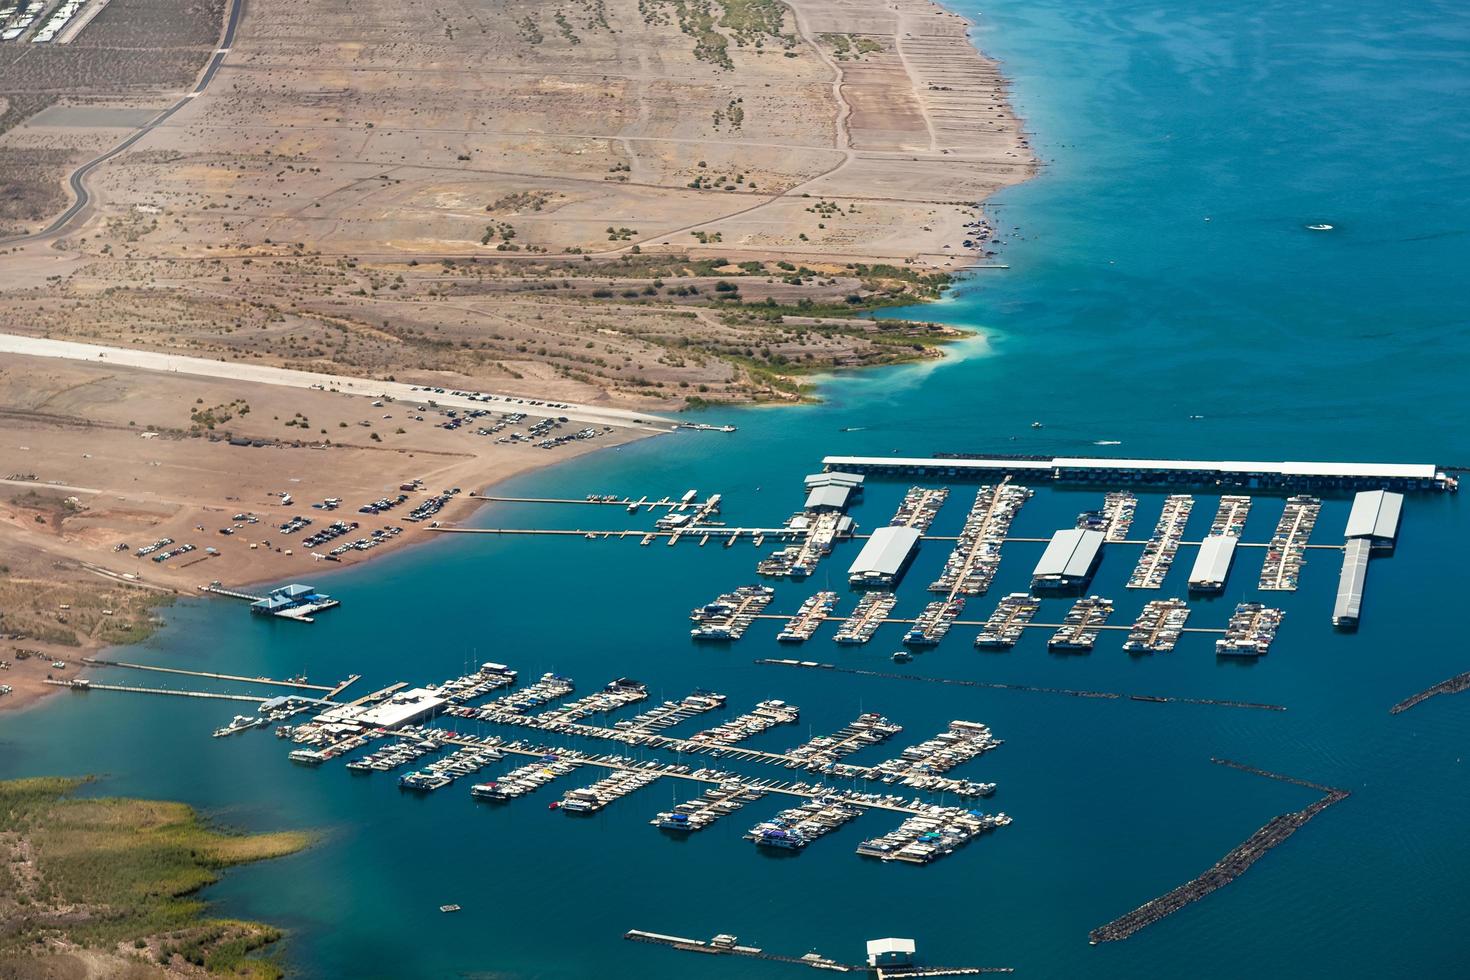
[{"left": 80, "top": 657, "right": 340, "bottom": 692}]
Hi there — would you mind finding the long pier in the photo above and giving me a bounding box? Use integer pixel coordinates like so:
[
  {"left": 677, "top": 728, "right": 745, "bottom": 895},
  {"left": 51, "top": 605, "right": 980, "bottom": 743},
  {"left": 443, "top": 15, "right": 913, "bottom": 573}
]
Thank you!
[
  {"left": 1088, "top": 759, "right": 1348, "bottom": 944},
  {"left": 81, "top": 657, "right": 339, "bottom": 692},
  {"left": 47, "top": 679, "right": 268, "bottom": 703},
  {"left": 753, "top": 660, "right": 1286, "bottom": 712},
  {"left": 1389, "top": 670, "right": 1470, "bottom": 714},
  {"left": 822, "top": 454, "right": 1455, "bottom": 493},
  {"left": 624, "top": 929, "right": 1009, "bottom": 975},
  {"left": 428, "top": 525, "right": 1341, "bottom": 550}
]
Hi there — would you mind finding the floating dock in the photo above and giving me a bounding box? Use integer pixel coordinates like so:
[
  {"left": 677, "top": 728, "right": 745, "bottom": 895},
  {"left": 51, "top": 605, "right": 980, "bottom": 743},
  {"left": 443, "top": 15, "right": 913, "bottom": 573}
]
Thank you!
[
  {"left": 1216, "top": 603, "right": 1285, "bottom": 656},
  {"left": 1048, "top": 597, "right": 1114, "bottom": 652},
  {"left": 778, "top": 592, "right": 838, "bottom": 643},
  {"left": 974, "top": 593, "right": 1040, "bottom": 649},
  {"left": 1127, "top": 495, "right": 1193, "bottom": 589},
  {"left": 835, "top": 593, "right": 898, "bottom": 644},
  {"left": 928, "top": 483, "right": 1031, "bottom": 596},
  {"left": 1123, "top": 599, "right": 1191, "bottom": 653},
  {"left": 691, "top": 585, "right": 775, "bottom": 640},
  {"left": 1076, "top": 491, "right": 1136, "bottom": 541},
  {"left": 1258, "top": 495, "right": 1321, "bottom": 590}
]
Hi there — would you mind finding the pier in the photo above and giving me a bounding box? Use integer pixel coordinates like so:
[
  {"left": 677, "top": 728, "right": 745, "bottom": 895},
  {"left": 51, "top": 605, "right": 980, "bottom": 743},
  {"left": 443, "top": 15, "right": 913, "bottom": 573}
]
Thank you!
[
  {"left": 1127, "top": 495, "right": 1193, "bottom": 589},
  {"left": 1088, "top": 759, "right": 1348, "bottom": 944},
  {"left": 624, "top": 929, "right": 1011, "bottom": 975},
  {"left": 81, "top": 657, "right": 341, "bottom": 692},
  {"left": 48, "top": 679, "right": 268, "bottom": 703}
]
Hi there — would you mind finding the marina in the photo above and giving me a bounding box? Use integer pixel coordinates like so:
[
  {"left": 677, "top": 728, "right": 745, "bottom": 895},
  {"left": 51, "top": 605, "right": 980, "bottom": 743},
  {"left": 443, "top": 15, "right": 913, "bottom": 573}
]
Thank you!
[
  {"left": 652, "top": 780, "right": 769, "bottom": 832},
  {"left": 557, "top": 767, "right": 663, "bottom": 814},
  {"left": 745, "top": 795, "right": 865, "bottom": 850},
  {"left": 1259, "top": 495, "right": 1321, "bottom": 590},
  {"left": 904, "top": 597, "right": 967, "bottom": 648},
  {"left": 691, "top": 585, "right": 775, "bottom": 640},
  {"left": 928, "top": 483, "right": 1032, "bottom": 596},
  {"left": 689, "top": 699, "right": 801, "bottom": 745},
  {"left": 1216, "top": 603, "right": 1285, "bottom": 656},
  {"left": 1127, "top": 494, "right": 1194, "bottom": 589},
  {"left": 1123, "top": 599, "right": 1191, "bottom": 654},
  {"left": 784, "top": 713, "right": 904, "bottom": 772},
  {"left": 471, "top": 756, "right": 582, "bottom": 801},
  {"left": 1076, "top": 491, "right": 1137, "bottom": 541},
  {"left": 890, "top": 486, "right": 950, "bottom": 532},
  {"left": 778, "top": 591, "right": 838, "bottom": 643},
  {"left": 1048, "top": 597, "right": 1114, "bottom": 652},
  {"left": 1209, "top": 495, "right": 1253, "bottom": 537},
  {"left": 835, "top": 592, "right": 899, "bottom": 644},
  {"left": 974, "top": 593, "right": 1041, "bottom": 650},
  {"left": 857, "top": 807, "right": 1012, "bottom": 864}
]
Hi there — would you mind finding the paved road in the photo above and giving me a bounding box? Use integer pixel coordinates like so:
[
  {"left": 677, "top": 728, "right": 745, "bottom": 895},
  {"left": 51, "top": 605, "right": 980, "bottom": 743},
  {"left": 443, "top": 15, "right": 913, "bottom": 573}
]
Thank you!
[
  {"left": 0, "top": 0, "right": 247, "bottom": 247},
  {"left": 0, "top": 333, "right": 677, "bottom": 431}
]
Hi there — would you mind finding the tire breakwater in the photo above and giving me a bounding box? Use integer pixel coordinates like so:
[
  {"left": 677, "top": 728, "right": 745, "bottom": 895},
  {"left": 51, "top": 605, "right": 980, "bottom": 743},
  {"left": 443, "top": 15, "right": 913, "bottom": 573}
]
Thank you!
[{"left": 1088, "top": 759, "right": 1349, "bottom": 944}]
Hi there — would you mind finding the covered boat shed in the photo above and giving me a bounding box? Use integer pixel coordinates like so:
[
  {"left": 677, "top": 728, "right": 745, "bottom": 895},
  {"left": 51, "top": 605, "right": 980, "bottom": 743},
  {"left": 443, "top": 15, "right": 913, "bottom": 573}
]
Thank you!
[
  {"left": 1344, "top": 489, "right": 1402, "bottom": 551},
  {"left": 1188, "top": 535, "right": 1238, "bottom": 594},
  {"left": 848, "top": 526, "right": 922, "bottom": 588},
  {"left": 1031, "top": 528, "right": 1104, "bottom": 591},
  {"left": 1333, "top": 538, "right": 1371, "bottom": 630}
]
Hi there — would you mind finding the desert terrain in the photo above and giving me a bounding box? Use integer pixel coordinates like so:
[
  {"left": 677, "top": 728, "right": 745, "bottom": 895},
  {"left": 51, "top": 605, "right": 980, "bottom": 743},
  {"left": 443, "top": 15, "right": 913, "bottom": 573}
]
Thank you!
[{"left": 0, "top": 0, "right": 1034, "bottom": 710}]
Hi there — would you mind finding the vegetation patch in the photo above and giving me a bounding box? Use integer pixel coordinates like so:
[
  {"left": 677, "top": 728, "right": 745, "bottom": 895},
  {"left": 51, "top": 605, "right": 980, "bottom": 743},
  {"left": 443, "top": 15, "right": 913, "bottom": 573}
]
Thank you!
[{"left": 0, "top": 777, "right": 311, "bottom": 979}]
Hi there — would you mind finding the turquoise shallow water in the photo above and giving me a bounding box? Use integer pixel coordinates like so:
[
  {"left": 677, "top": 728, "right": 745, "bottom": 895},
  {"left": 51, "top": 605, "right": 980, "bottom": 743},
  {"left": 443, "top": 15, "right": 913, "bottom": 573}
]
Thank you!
[{"left": 4, "top": 0, "right": 1470, "bottom": 976}]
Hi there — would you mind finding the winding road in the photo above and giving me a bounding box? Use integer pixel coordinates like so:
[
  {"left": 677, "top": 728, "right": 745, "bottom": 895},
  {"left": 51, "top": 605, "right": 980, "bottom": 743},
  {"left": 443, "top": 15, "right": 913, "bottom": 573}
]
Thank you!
[{"left": 0, "top": 0, "right": 247, "bottom": 247}]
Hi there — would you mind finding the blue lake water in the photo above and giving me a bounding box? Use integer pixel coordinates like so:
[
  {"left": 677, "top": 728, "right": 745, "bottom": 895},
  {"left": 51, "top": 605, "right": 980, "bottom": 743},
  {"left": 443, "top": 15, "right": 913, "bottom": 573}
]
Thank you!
[{"left": 4, "top": 0, "right": 1470, "bottom": 975}]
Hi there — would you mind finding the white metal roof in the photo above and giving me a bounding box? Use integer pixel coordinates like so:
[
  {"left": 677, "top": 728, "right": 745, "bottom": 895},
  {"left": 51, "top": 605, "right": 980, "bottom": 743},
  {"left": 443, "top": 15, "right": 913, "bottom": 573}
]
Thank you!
[
  {"left": 848, "top": 526, "right": 921, "bottom": 577},
  {"left": 806, "top": 471, "right": 865, "bottom": 488},
  {"left": 1189, "top": 534, "right": 1237, "bottom": 586},
  {"left": 1333, "top": 538, "right": 1371, "bottom": 623},
  {"left": 356, "top": 688, "right": 447, "bottom": 729},
  {"left": 1033, "top": 528, "right": 1104, "bottom": 579},
  {"left": 804, "top": 484, "right": 852, "bottom": 511},
  {"left": 823, "top": 455, "right": 1439, "bottom": 480},
  {"left": 1344, "top": 490, "right": 1403, "bottom": 540},
  {"left": 867, "top": 938, "right": 917, "bottom": 956}
]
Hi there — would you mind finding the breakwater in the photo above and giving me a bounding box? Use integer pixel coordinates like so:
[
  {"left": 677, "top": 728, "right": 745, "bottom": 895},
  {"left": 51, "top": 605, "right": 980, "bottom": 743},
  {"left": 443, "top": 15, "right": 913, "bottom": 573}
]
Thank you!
[
  {"left": 753, "top": 660, "right": 1286, "bottom": 712},
  {"left": 1088, "top": 760, "right": 1349, "bottom": 943},
  {"left": 1389, "top": 670, "right": 1470, "bottom": 715}
]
